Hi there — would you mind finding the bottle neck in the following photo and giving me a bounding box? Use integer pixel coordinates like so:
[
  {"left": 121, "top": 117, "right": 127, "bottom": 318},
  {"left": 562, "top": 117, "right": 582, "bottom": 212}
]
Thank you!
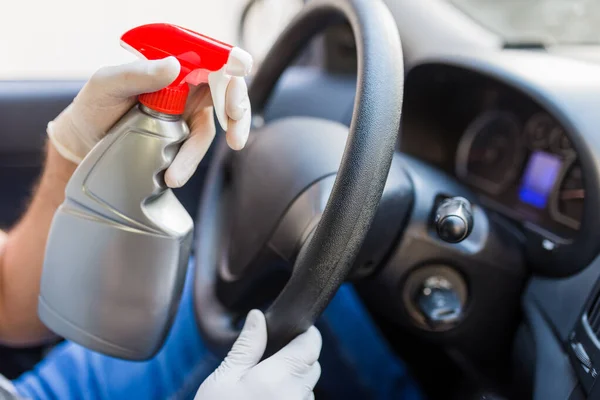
[{"left": 139, "top": 104, "right": 182, "bottom": 121}]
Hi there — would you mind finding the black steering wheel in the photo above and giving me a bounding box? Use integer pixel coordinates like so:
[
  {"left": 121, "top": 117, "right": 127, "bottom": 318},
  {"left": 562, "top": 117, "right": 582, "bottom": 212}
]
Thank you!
[{"left": 194, "top": 0, "right": 404, "bottom": 356}]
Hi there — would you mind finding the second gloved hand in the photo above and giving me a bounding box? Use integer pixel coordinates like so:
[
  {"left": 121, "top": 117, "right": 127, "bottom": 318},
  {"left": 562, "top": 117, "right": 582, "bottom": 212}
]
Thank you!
[
  {"left": 195, "top": 310, "right": 322, "bottom": 400},
  {"left": 48, "top": 56, "right": 251, "bottom": 188}
]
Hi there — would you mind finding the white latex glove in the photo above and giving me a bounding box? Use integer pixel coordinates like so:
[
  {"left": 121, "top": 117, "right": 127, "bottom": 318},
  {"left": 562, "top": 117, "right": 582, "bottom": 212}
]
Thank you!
[
  {"left": 48, "top": 56, "right": 251, "bottom": 188},
  {"left": 195, "top": 310, "right": 322, "bottom": 400}
]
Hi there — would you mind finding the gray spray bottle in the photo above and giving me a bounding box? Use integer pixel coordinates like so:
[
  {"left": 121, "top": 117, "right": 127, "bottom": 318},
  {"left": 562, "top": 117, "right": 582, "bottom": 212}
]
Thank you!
[{"left": 39, "top": 23, "right": 252, "bottom": 360}]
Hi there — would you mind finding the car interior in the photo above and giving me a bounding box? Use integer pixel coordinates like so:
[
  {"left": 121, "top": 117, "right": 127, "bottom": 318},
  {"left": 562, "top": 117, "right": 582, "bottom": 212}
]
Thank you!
[{"left": 1, "top": 0, "right": 600, "bottom": 399}]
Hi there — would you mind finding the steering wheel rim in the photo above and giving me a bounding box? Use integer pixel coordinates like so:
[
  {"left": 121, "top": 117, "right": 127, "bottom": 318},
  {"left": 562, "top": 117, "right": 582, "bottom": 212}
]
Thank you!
[{"left": 194, "top": 0, "right": 404, "bottom": 356}]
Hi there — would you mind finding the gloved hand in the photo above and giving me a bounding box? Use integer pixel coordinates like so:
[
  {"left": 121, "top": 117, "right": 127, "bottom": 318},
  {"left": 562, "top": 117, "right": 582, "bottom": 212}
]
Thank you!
[
  {"left": 48, "top": 56, "right": 251, "bottom": 188},
  {"left": 195, "top": 310, "right": 322, "bottom": 400}
]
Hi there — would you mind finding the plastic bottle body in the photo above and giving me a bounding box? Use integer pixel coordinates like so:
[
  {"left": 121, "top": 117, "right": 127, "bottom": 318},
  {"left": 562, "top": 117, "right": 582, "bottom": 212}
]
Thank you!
[{"left": 39, "top": 105, "right": 194, "bottom": 360}]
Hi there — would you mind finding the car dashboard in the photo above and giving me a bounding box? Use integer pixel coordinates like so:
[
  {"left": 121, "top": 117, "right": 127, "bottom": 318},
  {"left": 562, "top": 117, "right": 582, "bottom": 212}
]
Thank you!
[
  {"left": 394, "top": 54, "right": 600, "bottom": 399},
  {"left": 263, "top": 44, "right": 600, "bottom": 398}
]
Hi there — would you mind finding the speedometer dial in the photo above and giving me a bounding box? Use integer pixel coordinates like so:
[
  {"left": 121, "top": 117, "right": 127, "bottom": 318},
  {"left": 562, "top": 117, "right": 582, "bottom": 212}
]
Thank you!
[
  {"left": 551, "top": 162, "right": 584, "bottom": 230},
  {"left": 456, "top": 111, "right": 525, "bottom": 195}
]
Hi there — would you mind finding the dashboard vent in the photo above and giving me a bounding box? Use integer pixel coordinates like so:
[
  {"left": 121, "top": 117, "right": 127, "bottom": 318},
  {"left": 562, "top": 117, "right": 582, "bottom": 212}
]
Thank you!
[
  {"left": 587, "top": 292, "right": 600, "bottom": 336},
  {"left": 570, "top": 288, "right": 600, "bottom": 394}
]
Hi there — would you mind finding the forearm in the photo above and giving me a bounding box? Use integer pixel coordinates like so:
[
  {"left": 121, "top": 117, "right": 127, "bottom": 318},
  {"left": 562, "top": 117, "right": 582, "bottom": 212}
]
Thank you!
[{"left": 0, "top": 144, "right": 76, "bottom": 346}]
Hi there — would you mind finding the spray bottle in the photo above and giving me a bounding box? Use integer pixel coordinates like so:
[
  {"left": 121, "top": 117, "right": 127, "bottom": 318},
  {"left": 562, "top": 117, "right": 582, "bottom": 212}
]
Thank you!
[{"left": 38, "top": 23, "right": 252, "bottom": 360}]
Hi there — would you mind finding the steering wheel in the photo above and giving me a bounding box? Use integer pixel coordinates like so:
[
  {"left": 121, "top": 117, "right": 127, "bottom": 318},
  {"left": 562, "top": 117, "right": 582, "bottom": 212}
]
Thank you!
[{"left": 194, "top": 0, "right": 404, "bottom": 356}]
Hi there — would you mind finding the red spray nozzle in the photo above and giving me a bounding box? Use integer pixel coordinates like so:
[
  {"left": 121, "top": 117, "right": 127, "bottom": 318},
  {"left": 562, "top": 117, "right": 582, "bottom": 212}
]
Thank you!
[{"left": 120, "top": 23, "right": 253, "bottom": 126}]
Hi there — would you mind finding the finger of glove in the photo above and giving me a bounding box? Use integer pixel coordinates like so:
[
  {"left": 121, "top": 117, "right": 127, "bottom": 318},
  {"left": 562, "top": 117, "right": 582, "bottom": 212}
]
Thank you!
[
  {"left": 225, "top": 77, "right": 250, "bottom": 121},
  {"left": 225, "top": 106, "right": 251, "bottom": 151},
  {"left": 165, "top": 106, "right": 215, "bottom": 188},
  {"left": 86, "top": 57, "right": 181, "bottom": 102},
  {"left": 305, "top": 361, "right": 321, "bottom": 391},
  {"left": 298, "top": 363, "right": 321, "bottom": 400},
  {"left": 243, "top": 359, "right": 321, "bottom": 399},
  {"left": 265, "top": 326, "right": 322, "bottom": 375},
  {"left": 219, "top": 310, "right": 267, "bottom": 376}
]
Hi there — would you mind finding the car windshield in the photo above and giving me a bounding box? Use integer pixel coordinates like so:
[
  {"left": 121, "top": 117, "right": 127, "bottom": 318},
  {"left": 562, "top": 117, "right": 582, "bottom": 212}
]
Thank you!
[{"left": 448, "top": 0, "right": 600, "bottom": 45}]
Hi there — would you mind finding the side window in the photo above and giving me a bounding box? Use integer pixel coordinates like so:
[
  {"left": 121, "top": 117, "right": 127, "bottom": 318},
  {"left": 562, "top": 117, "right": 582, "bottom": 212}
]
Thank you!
[{"left": 0, "top": 0, "right": 302, "bottom": 79}]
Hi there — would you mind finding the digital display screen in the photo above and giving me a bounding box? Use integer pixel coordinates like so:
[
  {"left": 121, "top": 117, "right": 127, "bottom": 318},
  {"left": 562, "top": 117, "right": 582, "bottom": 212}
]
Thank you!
[{"left": 519, "top": 151, "right": 562, "bottom": 208}]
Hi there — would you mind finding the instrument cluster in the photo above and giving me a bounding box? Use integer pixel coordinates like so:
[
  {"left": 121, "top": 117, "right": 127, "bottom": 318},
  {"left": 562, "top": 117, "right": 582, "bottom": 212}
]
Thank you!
[{"left": 456, "top": 110, "right": 583, "bottom": 237}]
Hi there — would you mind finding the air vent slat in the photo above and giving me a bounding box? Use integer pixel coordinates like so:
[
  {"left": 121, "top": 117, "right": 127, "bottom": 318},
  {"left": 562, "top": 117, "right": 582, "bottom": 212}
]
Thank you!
[
  {"left": 591, "top": 303, "right": 600, "bottom": 326},
  {"left": 594, "top": 310, "right": 600, "bottom": 326},
  {"left": 594, "top": 313, "right": 600, "bottom": 333},
  {"left": 589, "top": 296, "right": 600, "bottom": 319},
  {"left": 573, "top": 288, "right": 600, "bottom": 391},
  {"left": 593, "top": 317, "right": 600, "bottom": 335},
  {"left": 590, "top": 310, "right": 598, "bottom": 328},
  {"left": 587, "top": 291, "right": 600, "bottom": 337}
]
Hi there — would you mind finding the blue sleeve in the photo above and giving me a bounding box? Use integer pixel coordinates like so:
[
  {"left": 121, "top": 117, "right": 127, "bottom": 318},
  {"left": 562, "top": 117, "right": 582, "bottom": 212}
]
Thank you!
[
  {"left": 317, "top": 284, "right": 422, "bottom": 400},
  {"left": 14, "top": 260, "right": 220, "bottom": 400}
]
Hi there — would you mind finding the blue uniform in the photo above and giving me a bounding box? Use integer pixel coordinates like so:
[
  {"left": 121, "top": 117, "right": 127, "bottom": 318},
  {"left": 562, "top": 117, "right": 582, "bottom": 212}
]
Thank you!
[{"left": 14, "top": 260, "right": 421, "bottom": 400}]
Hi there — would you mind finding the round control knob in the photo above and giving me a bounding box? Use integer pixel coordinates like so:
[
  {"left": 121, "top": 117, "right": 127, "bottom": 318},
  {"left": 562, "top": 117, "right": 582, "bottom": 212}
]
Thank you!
[{"left": 434, "top": 197, "right": 473, "bottom": 243}]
